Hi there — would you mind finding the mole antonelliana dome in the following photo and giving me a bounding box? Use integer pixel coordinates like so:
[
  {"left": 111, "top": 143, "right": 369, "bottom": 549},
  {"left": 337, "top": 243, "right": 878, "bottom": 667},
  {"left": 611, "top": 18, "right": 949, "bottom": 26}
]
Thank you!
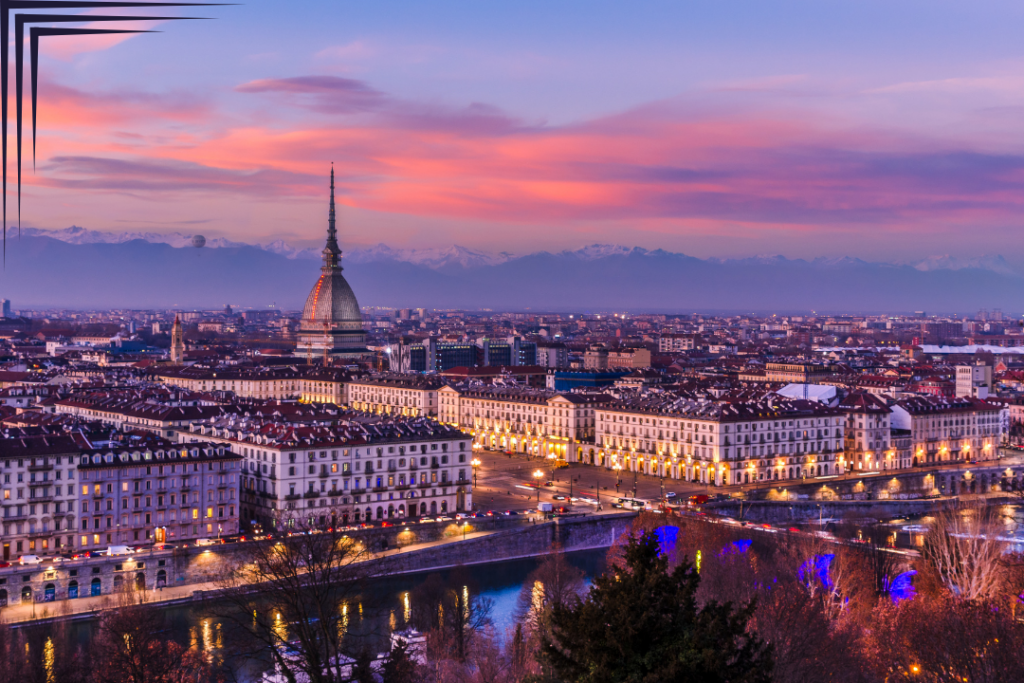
[{"left": 296, "top": 168, "right": 367, "bottom": 357}]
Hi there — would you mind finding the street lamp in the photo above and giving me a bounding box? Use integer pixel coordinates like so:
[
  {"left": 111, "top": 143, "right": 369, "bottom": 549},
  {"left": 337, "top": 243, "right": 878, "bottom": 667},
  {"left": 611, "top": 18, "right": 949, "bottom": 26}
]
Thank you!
[
  {"left": 471, "top": 458, "right": 481, "bottom": 488},
  {"left": 613, "top": 463, "right": 622, "bottom": 493},
  {"left": 533, "top": 470, "right": 544, "bottom": 504}
]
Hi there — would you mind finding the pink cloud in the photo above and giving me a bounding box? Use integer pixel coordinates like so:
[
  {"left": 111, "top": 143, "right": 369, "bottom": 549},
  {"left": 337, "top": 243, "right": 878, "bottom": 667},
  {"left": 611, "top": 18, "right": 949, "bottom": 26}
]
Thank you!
[{"left": 21, "top": 73, "right": 1024, "bottom": 244}]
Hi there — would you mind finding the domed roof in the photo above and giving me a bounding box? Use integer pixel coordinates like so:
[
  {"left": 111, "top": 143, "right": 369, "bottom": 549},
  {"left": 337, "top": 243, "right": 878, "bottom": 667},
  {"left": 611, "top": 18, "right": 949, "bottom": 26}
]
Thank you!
[
  {"left": 299, "top": 167, "right": 366, "bottom": 337},
  {"left": 301, "top": 269, "right": 363, "bottom": 331}
]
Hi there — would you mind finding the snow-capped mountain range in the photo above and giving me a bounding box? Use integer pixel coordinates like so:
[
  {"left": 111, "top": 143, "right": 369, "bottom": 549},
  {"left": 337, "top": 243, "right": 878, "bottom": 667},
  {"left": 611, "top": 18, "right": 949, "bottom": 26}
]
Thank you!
[{"left": 16, "top": 227, "right": 1022, "bottom": 276}]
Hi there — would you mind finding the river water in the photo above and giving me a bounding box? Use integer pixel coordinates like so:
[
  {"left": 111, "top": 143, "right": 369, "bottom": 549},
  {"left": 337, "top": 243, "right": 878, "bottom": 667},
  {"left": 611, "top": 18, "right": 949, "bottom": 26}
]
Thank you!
[{"left": 60, "top": 548, "right": 609, "bottom": 681}]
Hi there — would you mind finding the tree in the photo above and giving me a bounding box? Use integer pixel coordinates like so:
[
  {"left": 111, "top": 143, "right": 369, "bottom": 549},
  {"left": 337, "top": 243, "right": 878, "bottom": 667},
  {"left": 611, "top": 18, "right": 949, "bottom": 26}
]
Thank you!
[
  {"left": 215, "top": 508, "right": 388, "bottom": 683},
  {"left": 514, "top": 548, "right": 586, "bottom": 636},
  {"left": 0, "top": 616, "right": 89, "bottom": 683},
  {"left": 91, "top": 588, "right": 217, "bottom": 683},
  {"left": 538, "top": 530, "right": 772, "bottom": 683},
  {"left": 411, "top": 567, "right": 493, "bottom": 665},
  {"left": 380, "top": 636, "right": 423, "bottom": 683},
  {"left": 921, "top": 500, "right": 1009, "bottom": 601},
  {"left": 502, "top": 624, "right": 533, "bottom": 683},
  {"left": 866, "top": 594, "right": 1024, "bottom": 683}
]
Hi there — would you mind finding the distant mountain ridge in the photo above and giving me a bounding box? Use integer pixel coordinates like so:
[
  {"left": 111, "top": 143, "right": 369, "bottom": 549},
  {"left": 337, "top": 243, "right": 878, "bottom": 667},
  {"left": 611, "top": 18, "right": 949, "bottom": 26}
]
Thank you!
[
  {"left": 2, "top": 231, "right": 1022, "bottom": 311},
  {"left": 18, "top": 228, "right": 1022, "bottom": 277}
]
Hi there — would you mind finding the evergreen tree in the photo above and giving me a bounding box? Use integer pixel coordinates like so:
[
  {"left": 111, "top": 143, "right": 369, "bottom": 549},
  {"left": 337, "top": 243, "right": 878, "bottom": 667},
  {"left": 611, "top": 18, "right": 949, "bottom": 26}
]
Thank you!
[
  {"left": 380, "top": 638, "right": 419, "bottom": 683},
  {"left": 538, "top": 530, "right": 772, "bottom": 683},
  {"left": 351, "top": 650, "right": 376, "bottom": 683}
]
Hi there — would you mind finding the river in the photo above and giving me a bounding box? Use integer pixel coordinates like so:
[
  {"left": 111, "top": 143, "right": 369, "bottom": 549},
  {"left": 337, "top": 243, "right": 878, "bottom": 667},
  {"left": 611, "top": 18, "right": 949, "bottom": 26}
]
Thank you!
[{"left": 59, "top": 548, "right": 609, "bottom": 681}]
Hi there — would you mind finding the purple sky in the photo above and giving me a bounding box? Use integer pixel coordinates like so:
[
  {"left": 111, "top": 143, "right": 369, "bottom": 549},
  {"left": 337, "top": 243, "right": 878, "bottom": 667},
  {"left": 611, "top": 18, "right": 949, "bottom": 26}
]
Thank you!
[{"left": 10, "top": 0, "right": 1024, "bottom": 263}]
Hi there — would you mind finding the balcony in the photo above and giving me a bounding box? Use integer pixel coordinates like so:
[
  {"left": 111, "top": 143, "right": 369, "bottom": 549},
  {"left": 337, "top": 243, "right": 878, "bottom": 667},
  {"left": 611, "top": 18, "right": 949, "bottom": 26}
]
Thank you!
[
  {"left": 372, "top": 486, "right": 389, "bottom": 493},
  {"left": 303, "top": 491, "right": 320, "bottom": 499},
  {"left": 350, "top": 488, "right": 367, "bottom": 495},
  {"left": 395, "top": 484, "right": 411, "bottom": 491},
  {"left": 27, "top": 462, "right": 53, "bottom": 472},
  {"left": 417, "top": 482, "right": 433, "bottom": 490},
  {"left": 284, "top": 493, "right": 300, "bottom": 501},
  {"left": 318, "top": 472, "right": 328, "bottom": 479}
]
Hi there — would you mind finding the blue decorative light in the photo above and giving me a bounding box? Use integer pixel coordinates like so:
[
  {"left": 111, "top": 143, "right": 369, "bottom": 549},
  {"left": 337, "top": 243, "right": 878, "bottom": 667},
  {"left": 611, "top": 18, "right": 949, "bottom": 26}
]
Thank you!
[
  {"left": 885, "top": 570, "right": 916, "bottom": 603},
  {"left": 798, "top": 553, "right": 835, "bottom": 591},
  {"left": 717, "top": 539, "right": 753, "bottom": 558},
  {"left": 653, "top": 525, "right": 679, "bottom": 557}
]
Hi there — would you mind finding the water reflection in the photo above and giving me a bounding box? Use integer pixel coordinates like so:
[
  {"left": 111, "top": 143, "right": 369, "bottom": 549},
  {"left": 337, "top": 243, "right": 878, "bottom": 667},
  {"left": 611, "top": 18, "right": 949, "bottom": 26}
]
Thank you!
[{"left": 65, "top": 549, "right": 604, "bottom": 682}]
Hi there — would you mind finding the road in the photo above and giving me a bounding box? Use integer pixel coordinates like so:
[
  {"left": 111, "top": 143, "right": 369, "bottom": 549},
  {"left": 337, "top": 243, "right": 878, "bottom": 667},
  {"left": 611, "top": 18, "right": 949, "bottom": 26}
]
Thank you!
[
  {"left": 470, "top": 449, "right": 709, "bottom": 513},
  {"left": 470, "top": 448, "right": 1024, "bottom": 512}
]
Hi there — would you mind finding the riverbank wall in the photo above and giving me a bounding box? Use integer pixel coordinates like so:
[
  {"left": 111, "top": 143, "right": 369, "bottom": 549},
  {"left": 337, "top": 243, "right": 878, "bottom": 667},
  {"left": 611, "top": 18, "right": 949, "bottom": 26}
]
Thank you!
[
  {"left": 0, "top": 512, "right": 637, "bottom": 620},
  {"left": 708, "top": 495, "right": 1019, "bottom": 523},
  {"left": 380, "top": 512, "right": 636, "bottom": 575}
]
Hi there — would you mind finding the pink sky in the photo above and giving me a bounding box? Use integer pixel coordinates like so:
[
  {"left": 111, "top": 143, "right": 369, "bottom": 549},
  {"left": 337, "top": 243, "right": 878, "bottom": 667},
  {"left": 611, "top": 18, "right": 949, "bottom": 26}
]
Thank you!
[{"left": 10, "top": 0, "right": 1024, "bottom": 263}]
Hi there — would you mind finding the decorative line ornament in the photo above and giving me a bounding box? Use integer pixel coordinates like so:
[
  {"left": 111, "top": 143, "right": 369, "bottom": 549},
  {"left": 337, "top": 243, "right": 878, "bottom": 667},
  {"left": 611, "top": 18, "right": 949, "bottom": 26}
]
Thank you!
[{"left": 0, "top": 1, "right": 228, "bottom": 261}]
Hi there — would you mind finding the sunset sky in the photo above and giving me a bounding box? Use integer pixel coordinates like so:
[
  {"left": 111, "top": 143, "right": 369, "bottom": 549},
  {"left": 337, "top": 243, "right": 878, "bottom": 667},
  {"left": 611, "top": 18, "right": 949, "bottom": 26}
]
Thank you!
[{"left": 15, "top": 0, "right": 1024, "bottom": 261}]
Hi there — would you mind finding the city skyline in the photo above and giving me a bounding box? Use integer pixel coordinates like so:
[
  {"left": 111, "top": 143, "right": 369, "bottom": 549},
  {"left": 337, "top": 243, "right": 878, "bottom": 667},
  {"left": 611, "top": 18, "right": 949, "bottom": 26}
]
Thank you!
[{"left": 4, "top": 0, "right": 1024, "bottom": 265}]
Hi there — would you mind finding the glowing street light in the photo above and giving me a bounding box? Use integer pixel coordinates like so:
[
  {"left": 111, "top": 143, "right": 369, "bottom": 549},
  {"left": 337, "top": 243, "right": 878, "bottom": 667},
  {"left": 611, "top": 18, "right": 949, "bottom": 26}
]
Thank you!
[
  {"left": 471, "top": 458, "right": 481, "bottom": 488},
  {"left": 533, "top": 469, "right": 544, "bottom": 503},
  {"left": 613, "top": 463, "right": 622, "bottom": 493}
]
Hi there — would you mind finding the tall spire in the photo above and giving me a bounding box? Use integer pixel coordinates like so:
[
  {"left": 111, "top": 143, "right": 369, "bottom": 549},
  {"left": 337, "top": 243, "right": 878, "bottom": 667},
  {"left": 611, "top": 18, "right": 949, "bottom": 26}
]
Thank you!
[{"left": 323, "top": 164, "right": 341, "bottom": 269}]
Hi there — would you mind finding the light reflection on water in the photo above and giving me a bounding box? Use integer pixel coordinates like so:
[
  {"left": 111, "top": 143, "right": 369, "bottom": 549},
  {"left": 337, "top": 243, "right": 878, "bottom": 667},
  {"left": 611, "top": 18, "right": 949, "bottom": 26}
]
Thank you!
[
  {"left": 805, "top": 503, "right": 1024, "bottom": 550},
  {"left": 63, "top": 548, "right": 609, "bottom": 680}
]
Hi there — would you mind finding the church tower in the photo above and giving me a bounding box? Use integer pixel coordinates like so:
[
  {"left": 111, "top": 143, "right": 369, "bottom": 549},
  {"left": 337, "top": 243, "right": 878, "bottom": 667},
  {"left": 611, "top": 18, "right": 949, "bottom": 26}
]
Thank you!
[
  {"left": 295, "top": 167, "right": 368, "bottom": 360},
  {"left": 170, "top": 314, "right": 185, "bottom": 364}
]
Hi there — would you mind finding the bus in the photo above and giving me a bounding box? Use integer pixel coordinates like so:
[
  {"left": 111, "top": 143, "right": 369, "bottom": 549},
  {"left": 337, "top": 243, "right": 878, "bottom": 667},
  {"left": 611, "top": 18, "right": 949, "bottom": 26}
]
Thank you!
[{"left": 614, "top": 497, "right": 647, "bottom": 510}]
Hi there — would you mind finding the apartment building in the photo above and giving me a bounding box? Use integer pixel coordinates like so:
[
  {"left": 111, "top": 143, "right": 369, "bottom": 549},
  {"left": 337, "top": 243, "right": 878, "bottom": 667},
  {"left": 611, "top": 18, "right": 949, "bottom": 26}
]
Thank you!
[
  {"left": 438, "top": 385, "right": 610, "bottom": 461},
  {"left": 607, "top": 348, "right": 652, "bottom": 370},
  {"left": 182, "top": 413, "right": 472, "bottom": 529},
  {"left": 839, "top": 392, "right": 893, "bottom": 472},
  {"left": 658, "top": 334, "right": 699, "bottom": 353},
  {"left": 154, "top": 366, "right": 355, "bottom": 405},
  {"left": 55, "top": 395, "right": 228, "bottom": 439},
  {"left": 765, "top": 362, "right": 832, "bottom": 384},
  {"left": 346, "top": 374, "right": 446, "bottom": 417},
  {"left": 0, "top": 435, "right": 80, "bottom": 560},
  {"left": 76, "top": 441, "right": 241, "bottom": 551},
  {"left": 594, "top": 397, "right": 845, "bottom": 486},
  {"left": 955, "top": 363, "right": 992, "bottom": 399},
  {"left": 890, "top": 395, "right": 1004, "bottom": 465}
]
